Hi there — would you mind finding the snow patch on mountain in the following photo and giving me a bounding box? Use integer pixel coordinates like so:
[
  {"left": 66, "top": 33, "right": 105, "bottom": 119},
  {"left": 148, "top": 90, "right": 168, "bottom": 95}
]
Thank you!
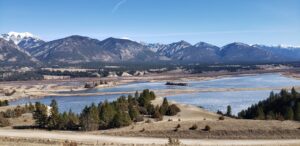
[{"left": 1, "top": 31, "right": 41, "bottom": 45}]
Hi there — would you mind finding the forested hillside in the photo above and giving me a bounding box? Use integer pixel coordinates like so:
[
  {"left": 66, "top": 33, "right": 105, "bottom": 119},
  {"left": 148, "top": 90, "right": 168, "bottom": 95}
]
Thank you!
[{"left": 238, "top": 88, "right": 300, "bottom": 121}]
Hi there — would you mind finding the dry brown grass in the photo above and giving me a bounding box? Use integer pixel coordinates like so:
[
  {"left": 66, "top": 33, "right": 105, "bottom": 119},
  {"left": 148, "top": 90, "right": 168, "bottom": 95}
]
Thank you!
[{"left": 101, "top": 119, "right": 300, "bottom": 139}]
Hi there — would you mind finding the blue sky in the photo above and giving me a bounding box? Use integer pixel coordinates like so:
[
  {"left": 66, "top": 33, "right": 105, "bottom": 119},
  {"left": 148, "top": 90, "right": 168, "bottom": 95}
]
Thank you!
[{"left": 0, "top": 0, "right": 299, "bottom": 46}]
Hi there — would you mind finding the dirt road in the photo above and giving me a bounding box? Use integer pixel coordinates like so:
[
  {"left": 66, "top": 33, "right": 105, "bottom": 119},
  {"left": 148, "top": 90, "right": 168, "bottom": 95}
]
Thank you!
[{"left": 0, "top": 129, "right": 300, "bottom": 146}]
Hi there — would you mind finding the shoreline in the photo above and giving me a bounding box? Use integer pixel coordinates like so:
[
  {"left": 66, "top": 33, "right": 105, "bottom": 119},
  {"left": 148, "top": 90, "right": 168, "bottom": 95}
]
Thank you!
[
  {"left": 1, "top": 70, "right": 299, "bottom": 102},
  {"left": 1, "top": 71, "right": 300, "bottom": 145}
]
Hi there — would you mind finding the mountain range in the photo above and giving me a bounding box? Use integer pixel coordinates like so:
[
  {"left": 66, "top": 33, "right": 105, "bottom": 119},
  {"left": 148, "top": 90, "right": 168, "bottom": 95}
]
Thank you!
[{"left": 1, "top": 32, "right": 300, "bottom": 67}]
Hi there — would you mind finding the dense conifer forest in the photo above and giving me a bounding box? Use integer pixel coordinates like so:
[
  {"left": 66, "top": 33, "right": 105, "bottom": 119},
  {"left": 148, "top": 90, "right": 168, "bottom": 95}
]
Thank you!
[
  {"left": 238, "top": 88, "right": 300, "bottom": 121},
  {"left": 32, "top": 89, "right": 180, "bottom": 131}
]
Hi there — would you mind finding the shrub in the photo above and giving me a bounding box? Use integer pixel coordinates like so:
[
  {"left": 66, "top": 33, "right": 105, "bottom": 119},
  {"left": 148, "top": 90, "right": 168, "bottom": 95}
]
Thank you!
[
  {"left": 84, "top": 83, "right": 93, "bottom": 88},
  {"left": 219, "top": 116, "right": 225, "bottom": 120},
  {"left": 152, "top": 109, "right": 163, "bottom": 121},
  {"left": 217, "top": 110, "right": 223, "bottom": 115},
  {"left": 2, "top": 106, "right": 27, "bottom": 118},
  {"left": 168, "top": 137, "right": 180, "bottom": 145},
  {"left": 63, "top": 141, "right": 78, "bottom": 146},
  {"left": 0, "top": 115, "right": 10, "bottom": 127},
  {"left": 176, "top": 124, "right": 181, "bottom": 128},
  {"left": 189, "top": 124, "right": 198, "bottom": 130},
  {"left": 138, "top": 107, "right": 148, "bottom": 115},
  {"left": 166, "top": 104, "right": 181, "bottom": 116},
  {"left": 145, "top": 119, "right": 152, "bottom": 123},
  {"left": 203, "top": 125, "right": 211, "bottom": 131},
  {"left": 134, "top": 115, "right": 144, "bottom": 122}
]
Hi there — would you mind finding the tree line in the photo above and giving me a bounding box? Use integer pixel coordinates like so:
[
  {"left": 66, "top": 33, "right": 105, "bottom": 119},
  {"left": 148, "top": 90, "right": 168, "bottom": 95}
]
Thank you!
[
  {"left": 33, "top": 89, "right": 180, "bottom": 131},
  {"left": 238, "top": 87, "right": 300, "bottom": 120}
]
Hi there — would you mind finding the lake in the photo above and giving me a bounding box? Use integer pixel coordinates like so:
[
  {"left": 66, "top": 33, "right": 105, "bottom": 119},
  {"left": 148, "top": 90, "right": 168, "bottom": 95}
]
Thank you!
[{"left": 10, "top": 73, "right": 300, "bottom": 114}]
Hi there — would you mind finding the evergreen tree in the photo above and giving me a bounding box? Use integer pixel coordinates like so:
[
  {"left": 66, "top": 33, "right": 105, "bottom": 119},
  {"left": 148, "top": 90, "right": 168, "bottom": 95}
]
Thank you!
[
  {"left": 159, "top": 98, "right": 169, "bottom": 115},
  {"left": 266, "top": 111, "right": 275, "bottom": 120},
  {"left": 285, "top": 107, "right": 294, "bottom": 120},
  {"left": 291, "top": 87, "right": 297, "bottom": 98},
  {"left": 134, "top": 91, "right": 139, "bottom": 99},
  {"left": 48, "top": 99, "right": 60, "bottom": 129},
  {"left": 99, "top": 101, "right": 116, "bottom": 129},
  {"left": 80, "top": 103, "right": 99, "bottom": 131},
  {"left": 58, "top": 112, "right": 68, "bottom": 130},
  {"left": 226, "top": 105, "right": 232, "bottom": 116},
  {"left": 145, "top": 104, "right": 155, "bottom": 115},
  {"left": 110, "top": 110, "right": 132, "bottom": 128},
  {"left": 33, "top": 102, "right": 48, "bottom": 128},
  {"left": 28, "top": 102, "right": 35, "bottom": 112},
  {"left": 256, "top": 106, "right": 265, "bottom": 120},
  {"left": 128, "top": 104, "right": 141, "bottom": 122},
  {"left": 152, "top": 106, "right": 163, "bottom": 121},
  {"left": 280, "top": 89, "right": 288, "bottom": 97},
  {"left": 66, "top": 109, "right": 79, "bottom": 130},
  {"left": 295, "top": 102, "right": 300, "bottom": 121},
  {"left": 115, "top": 96, "right": 129, "bottom": 111},
  {"left": 149, "top": 91, "right": 156, "bottom": 100}
]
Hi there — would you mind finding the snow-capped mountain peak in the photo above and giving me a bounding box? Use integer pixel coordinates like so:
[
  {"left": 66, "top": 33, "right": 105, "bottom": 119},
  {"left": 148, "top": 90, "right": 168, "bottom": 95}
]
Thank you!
[
  {"left": 0, "top": 31, "right": 45, "bottom": 50},
  {"left": 1, "top": 31, "right": 40, "bottom": 45},
  {"left": 8, "top": 31, "right": 35, "bottom": 38}
]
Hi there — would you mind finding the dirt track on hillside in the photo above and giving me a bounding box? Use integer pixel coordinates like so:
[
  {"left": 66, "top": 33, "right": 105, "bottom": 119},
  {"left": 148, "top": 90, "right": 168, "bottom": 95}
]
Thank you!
[{"left": 0, "top": 129, "right": 300, "bottom": 146}]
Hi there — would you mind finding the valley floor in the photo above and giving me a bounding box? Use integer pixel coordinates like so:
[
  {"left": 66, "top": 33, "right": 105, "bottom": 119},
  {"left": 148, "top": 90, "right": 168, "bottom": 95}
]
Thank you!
[
  {"left": 1, "top": 96, "right": 300, "bottom": 145},
  {"left": 1, "top": 69, "right": 300, "bottom": 145},
  {"left": 0, "top": 68, "right": 296, "bottom": 101}
]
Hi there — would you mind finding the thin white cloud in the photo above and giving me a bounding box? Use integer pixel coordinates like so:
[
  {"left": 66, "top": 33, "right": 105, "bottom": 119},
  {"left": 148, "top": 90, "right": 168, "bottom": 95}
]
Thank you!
[{"left": 112, "top": 0, "right": 127, "bottom": 13}]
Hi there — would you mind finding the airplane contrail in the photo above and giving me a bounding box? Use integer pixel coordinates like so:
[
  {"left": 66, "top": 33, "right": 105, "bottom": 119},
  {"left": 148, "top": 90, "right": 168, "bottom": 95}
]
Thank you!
[{"left": 112, "top": 0, "right": 127, "bottom": 13}]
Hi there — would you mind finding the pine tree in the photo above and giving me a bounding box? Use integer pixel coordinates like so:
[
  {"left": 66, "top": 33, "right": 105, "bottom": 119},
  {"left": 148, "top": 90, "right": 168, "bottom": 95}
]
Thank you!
[
  {"left": 33, "top": 102, "right": 48, "bottom": 128},
  {"left": 146, "top": 104, "right": 155, "bottom": 115},
  {"left": 99, "top": 101, "right": 116, "bottom": 129},
  {"left": 80, "top": 103, "right": 100, "bottom": 131},
  {"left": 256, "top": 106, "right": 265, "bottom": 120},
  {"left": 66, "top": 109, "right": 79, "bottom": 130},
  {"left": 134, "top": 91, "right": 139, "bottom": 99},
  {"left": 266, "top": 111, "right": 275, "bottom": 120},
  {"left": 128, "top": 104, "right": 141, "bottom": 122},
  {"left": 295, "top": 102, "right": 300, "bottom": 121},
  {"left": 285, "top": 107, "right": 294, "bottom": 120},
  {"left": 48, "top": 99, "right": 60, "bottom": 129},
  {"left": 159, "top": 98, "right": 169, "bottom": 115},
  {"left": 138, "top": 89, "right": 152, "bottom": 107},
  {"left": 291, "top": 87, "right": 297, "bottom": 98},
  {"left": 280, "top": 89, "right": 288, "bottom": 97},
  {"left": 226, "top": 105, "right": 232, "bottom": 117},
  {"left": 28, "top": 102, "right": 35, "bottom": 112},
  {"left": 58, "top": 112, "right": 68, "bottom": 130},
  {"left": 152, "top": 106, "right": 163, "bottom": 121},
  {"left": 149, "top": 91, "right": 156, "bottom": 100},
  {"left": 110, "top": 110, "right": 132, "bottom": 128}
]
